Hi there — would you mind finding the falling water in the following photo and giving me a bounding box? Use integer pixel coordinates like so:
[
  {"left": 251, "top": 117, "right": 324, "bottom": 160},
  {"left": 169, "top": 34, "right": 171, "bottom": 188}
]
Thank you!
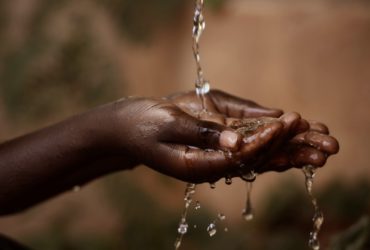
[
  {"left": 192, "top": 0, "right": 210, "bottom": 111},
  {"left": 174, "top": 183, "right": 196, "bottom": 249},
  {"left": 225, "top": 177, "right": 233, "bottom": 185},
  {"left": 241, "top": 170, "right": 257, "bottom": 221},
  {"left": 303, "top": 165, "right": 324, "bottom": 250},
  {"left": 207, "top": 213, "right": 226, "bottom": 237},
  {"left": 174, "top": 2, "right": 210, "bottom": 248}
]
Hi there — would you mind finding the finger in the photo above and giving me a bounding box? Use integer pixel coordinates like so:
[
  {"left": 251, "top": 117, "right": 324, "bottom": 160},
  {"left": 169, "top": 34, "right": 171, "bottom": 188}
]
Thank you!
[
  {"left": 239, "top": 121, "right": 284, "bottom": 161},
  {"left": 256, "top": 112, "right": 303, "bottom": 162},
  {"left": 291, "top": 131, "right": 339, "bottom": 154},
  {"left": 258, "top": 146, "right": 327, "bottom": 173},
  {"left": 169, "top": 91, "right": 220, "bottom": 115},
  {"left": 308, "top": 120, "right": 330, "bottom": 134},
  {"left": 159, "top": 113, "right": 241, "bottom": 151},
  {"left": 210, "top": 89, "right": 283, "bottom": 118},
  {"left": 152, "top": 144, "right": 234, "bottom": 183},
  {"left": 295, "top": 119, "right": 310, "bottom": 134},
  {"left": 291, "top": 146, "right": 327, "bottom": 167},
  {"left": 243, "top": 113, "right": 301, "bottom": 167},
  {"left": 278, "top": 112, "right": 303, "bottom": 138}
]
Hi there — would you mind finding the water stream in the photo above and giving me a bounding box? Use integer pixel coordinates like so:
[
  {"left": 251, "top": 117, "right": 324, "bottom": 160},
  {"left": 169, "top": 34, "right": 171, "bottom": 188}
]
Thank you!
[
  {"left": 174, "top": 183, "right": 196, "bottom": 249},
  {"left": 174, "top": 1, "right": 210, "bottom": 248},
  {"left": 303, "top": 165, "right": 324, "bottom": 250},
  {"left": 192, "top": 0, "right": 210, "bottom": 111},
  {"left": 241, "top": 170, "right": 257, "bottom": 221}
]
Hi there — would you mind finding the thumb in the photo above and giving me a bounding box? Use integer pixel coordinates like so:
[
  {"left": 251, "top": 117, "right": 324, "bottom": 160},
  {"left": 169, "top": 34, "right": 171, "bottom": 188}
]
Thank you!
[
  {"left": 210, "top": 89, "right": 283, "bottom": 118},
  {"left": 159, "top": 113, "right": 241, "bottom": 151}
]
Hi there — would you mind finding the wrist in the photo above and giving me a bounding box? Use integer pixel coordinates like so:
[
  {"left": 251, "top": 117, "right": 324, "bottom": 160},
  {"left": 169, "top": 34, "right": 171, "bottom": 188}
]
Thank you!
[{"left": 80, "top": 98, "right": 140, "bottom": 169}]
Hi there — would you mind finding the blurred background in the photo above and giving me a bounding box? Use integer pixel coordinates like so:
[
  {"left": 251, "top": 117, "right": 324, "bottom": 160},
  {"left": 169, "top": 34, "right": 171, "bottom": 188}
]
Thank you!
[{"left": 0, "top": 0, "right": 369, "bottom": 249}]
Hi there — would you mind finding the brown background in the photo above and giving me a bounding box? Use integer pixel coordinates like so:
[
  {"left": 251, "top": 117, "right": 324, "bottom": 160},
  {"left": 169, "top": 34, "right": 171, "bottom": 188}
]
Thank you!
[{"left": 0, "top": 0, "right": 369, "bottom": 248}]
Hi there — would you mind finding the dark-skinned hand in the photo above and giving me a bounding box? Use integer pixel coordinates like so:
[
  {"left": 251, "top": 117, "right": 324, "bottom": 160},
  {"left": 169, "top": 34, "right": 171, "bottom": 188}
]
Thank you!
[
  {"left": 107, "top": 90, "right": 338, "bottom": 183},
  {"left": 166, "top": 90, "right": 339, "bottom": 178}
]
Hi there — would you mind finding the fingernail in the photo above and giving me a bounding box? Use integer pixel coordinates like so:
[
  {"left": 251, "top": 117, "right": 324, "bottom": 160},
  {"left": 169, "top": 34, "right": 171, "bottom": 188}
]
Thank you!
[{"left": 220, "top": 131, "right": 239, "bottom": 149}]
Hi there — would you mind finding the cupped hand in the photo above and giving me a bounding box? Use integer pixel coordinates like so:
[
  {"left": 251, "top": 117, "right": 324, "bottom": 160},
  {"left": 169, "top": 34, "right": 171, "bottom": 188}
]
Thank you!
[
  {"left": 108, "top": 94, "right": 287, "bottom": 183},
  {"left": 107, "top": 90, "right": 338, "bottom": 183},
  {"left": 169, "top": 90, "right": 339, "bottom": 175},
  {"left": 256, "top": 120, "right": 339, "bottom": 174}
]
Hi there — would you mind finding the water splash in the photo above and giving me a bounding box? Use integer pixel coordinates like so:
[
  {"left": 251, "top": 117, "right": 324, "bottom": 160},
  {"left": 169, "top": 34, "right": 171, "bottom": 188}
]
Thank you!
[
  {"left": 207, "top": 222, "right": 217, "bottom": 237},
  {"left": 303, "top": 165, "right": 323, "bottom": 250},
  {"left": 178, "top": 220, "right": 188, "bottom": 235},
  {"left": 207, "top": 213, "right": 226, "bottom": 237}
]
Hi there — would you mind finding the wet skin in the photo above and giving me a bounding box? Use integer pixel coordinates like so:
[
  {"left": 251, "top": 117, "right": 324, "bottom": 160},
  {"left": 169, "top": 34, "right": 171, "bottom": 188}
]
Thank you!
[{"left": 0, "top": 90, "right": 338, "bottom": 215}]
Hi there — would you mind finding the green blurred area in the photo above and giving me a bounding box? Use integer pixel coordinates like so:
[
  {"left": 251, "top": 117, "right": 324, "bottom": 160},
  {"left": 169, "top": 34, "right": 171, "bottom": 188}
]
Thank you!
[
  {"left": 1, "top": 0, "right": 117, "bottom": 125},
  {"left": 0, "top": 0, "right": 224, "bottom": 126}
]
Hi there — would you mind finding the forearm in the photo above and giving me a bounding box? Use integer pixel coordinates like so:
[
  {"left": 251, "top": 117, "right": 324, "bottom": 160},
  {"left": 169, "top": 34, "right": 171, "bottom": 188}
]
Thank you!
[{"left": 0, "top": 104, "right": 136, "bottom": 215}]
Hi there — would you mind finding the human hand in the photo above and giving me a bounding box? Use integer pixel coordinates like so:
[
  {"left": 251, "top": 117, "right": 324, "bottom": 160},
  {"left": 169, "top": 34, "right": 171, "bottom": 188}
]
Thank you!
[
  {"left": 227, "top": 118, "right": 339, "bottom": 176},
  {"left": 167, "top": 90, "right": 339, "bottom": 177},
  {"left": 101, "top": 90, "right": 338, "bottom": 183},
  {"left": 106, "top": 94, "right": 291, "bottom": 183},
  {"left": 256, "top": 120, "right": 339, "bottom": 173}
]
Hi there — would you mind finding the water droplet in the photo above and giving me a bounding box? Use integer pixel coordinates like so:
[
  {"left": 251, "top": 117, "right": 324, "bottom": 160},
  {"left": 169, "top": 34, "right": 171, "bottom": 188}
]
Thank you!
[
  {"left": 174, "top": 238, "right": 182, "bottom": 249},
  {"left": 210, "top": 182, "right": 216, "bottom": 189},
  {"left": 308, "top": 230, "right": 322, "bottom": 248},
  {"left": 184, "top": 199, "right": 192, "bottom": 209},
  {"left": 195, "top": 201, "right": 201, "bottom": 210},
  {"left": 242, "top": 209, "right": 254, "bottom": 221},
  {"left": 242, "top": 182, "right": 254, "bottom": 221},
  {"left": 225, "top": 177, "right": 232, "bottom": 185},
  {"left": 178, "top": 222, "right": 188, "bottom": 235},
  {"left": 314, "top": 216, "right": 324, "bottom": 230},
  {"left": 195, "top": 81, "right": 210, "bottom": 95},
  {"left": 192, "top": 0, "right": 206, "bottom": 42},
  {"left": 194, "top": 224, "right": 197, "bottom": 229},
  {"left": 207, "top": 223, "right": 217, "bottom": 237},
  {"left": 224, "top": 227, "right": 229, "bottom": 232},
  {"left": 73, "top": 185, "right": 81, "bottom": 192},
  {"left": 185, "top": 183, "right": 196, "bottom": 194},
  {"left": 241, "top": 170, "right": 257, "bottom": 182},
  {"left": 217, "top": 213, "right": 226, "bottom": 221},
  {"left": 174, "top": 183, "right": 196, "bottom": 249}
]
